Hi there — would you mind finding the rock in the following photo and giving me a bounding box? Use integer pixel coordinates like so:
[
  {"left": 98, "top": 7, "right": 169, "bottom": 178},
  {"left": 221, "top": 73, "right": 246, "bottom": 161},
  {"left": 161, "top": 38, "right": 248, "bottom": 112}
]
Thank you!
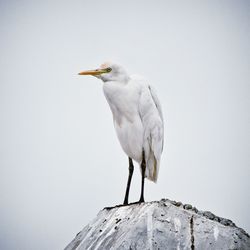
[
  {"left": 183, "top": 204, "right": 193, "bottom": 210},
  {"left": 64, "top": 199, "right": 250, "bottom": 250}
]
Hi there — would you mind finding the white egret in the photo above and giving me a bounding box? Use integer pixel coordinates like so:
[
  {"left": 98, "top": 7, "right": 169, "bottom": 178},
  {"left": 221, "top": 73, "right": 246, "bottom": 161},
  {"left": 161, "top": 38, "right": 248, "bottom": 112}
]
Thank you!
[{"left": 78, "top": 62, "right": 164, "bottom": 204}]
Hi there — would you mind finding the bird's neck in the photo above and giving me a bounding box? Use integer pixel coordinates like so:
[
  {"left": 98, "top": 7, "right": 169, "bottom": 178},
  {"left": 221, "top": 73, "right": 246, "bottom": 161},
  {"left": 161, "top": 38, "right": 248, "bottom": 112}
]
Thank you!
[{"left": 101, "top": 75, "right": 130, "bottom": 84}]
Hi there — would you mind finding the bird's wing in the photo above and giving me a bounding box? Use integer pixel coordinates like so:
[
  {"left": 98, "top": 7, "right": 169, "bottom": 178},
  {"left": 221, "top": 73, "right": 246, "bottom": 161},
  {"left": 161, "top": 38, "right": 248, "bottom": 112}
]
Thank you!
[
  {"left": 148, "top": 85, "right": 164, "bottom": 124},
  {"left": 138, "top": 82, "right": 164, "bottom": 182},
  {"left": 131, "top": 74, "right": 163, "bottom": 122}
]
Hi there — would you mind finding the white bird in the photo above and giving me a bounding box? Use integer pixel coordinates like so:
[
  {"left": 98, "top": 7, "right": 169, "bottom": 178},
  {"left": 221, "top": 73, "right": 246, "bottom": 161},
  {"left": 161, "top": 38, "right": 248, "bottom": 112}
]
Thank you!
[{"left": 78, "top": 62, "right": 164, "bottom": 204}]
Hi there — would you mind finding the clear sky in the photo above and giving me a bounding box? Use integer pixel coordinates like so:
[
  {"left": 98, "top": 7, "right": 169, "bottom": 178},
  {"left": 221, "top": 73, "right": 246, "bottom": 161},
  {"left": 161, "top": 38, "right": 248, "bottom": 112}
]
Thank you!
[{"left": 0, "top": 1, "right": 249, "bottom": 249}]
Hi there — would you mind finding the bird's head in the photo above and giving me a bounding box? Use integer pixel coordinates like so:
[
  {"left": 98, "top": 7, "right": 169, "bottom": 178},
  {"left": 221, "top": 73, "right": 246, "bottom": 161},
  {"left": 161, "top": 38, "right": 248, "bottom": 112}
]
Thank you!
[{"left": 78, "top": 62, "right": 129, "bottom": 83}]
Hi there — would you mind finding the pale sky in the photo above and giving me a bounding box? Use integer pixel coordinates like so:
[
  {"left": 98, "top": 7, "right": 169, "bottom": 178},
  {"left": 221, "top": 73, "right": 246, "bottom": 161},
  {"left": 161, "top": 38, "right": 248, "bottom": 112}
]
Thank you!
[{"left": 0, "top": 1, "right": 249, "bottom": 249}]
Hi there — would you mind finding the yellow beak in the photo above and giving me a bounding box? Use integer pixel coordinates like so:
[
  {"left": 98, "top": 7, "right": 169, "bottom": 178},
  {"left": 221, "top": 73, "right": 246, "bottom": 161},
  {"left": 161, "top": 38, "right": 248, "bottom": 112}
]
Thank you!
[{"left": 78, "top": 68, "right": 108, "bottom": 76}]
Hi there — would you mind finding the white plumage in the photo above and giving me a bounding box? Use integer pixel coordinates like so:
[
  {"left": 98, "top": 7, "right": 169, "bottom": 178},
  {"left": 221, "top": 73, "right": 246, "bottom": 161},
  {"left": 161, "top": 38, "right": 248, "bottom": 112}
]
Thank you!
[{"left": 79, "top": 62, "right": 164, "bottom": 204}]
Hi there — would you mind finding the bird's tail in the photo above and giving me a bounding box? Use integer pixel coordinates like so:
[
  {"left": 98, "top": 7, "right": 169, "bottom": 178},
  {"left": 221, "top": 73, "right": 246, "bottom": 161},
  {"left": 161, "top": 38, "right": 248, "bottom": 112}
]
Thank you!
[{"left": 145, "top": 154, "right": 160, "bottom": 183}]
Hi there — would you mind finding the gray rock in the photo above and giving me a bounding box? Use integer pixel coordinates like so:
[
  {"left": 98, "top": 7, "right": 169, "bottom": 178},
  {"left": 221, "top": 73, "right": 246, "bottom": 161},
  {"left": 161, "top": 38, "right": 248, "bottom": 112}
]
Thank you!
[
  {"left": 65, "top": 199, "right": 250, "bottom": 250},
  {"left": 183, "top": 204, "right": 193, "bottom": 210}
]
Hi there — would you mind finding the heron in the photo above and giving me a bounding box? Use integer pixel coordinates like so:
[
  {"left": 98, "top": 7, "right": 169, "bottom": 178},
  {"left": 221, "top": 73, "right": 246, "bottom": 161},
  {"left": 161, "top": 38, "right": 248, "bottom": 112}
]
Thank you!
[{"left": 78, "top": 62, "right": 164, "bottom": 205}]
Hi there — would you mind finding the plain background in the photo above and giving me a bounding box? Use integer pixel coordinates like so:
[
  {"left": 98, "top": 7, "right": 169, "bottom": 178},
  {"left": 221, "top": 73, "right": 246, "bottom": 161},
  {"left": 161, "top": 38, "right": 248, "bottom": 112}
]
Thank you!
[{"left": 0, "top": 1, "right": 249, "bottom": 249}]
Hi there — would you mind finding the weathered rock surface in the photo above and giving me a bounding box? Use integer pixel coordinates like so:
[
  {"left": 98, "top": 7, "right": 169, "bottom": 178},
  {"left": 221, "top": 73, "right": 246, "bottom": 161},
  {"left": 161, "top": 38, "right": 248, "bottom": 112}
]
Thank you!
[{"left": 65, "top": 199, "right": 250, "bottom": 250}]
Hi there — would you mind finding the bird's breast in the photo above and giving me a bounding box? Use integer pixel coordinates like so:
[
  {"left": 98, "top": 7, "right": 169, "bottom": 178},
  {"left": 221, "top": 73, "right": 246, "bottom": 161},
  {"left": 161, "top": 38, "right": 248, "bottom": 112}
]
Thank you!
[
  {"left": 103, "top": 81, "right": 144, "bottom": 162},
  {"left": 114, "top": 116, "right": 143, "bottom": 163},
  {"left": 103, "top": 81, "right": 140, "bottom": 123}
]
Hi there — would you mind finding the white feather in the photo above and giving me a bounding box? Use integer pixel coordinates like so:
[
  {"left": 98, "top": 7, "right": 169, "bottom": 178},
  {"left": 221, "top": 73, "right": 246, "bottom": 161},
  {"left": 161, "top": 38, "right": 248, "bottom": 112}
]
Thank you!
[{"left": 102, "top": 64, "right": 164, "bottom": 182}]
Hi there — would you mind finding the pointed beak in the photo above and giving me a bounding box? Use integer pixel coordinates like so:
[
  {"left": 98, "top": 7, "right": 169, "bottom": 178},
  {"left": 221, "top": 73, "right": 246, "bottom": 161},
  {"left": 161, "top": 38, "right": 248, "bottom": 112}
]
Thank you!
[{"left": 78, "top": 68, "right": 108, "bottom": 76}]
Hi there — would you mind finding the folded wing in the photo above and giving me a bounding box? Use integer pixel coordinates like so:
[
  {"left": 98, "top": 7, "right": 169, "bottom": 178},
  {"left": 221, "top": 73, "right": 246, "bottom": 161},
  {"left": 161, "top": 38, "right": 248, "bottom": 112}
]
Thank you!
[{"left": 138, "top": 83, "right": 164, "bottom": 182}]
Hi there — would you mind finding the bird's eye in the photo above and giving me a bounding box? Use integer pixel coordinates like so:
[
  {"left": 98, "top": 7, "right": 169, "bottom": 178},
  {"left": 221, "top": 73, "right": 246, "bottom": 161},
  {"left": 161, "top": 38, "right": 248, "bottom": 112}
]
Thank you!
[{"left": 106, "top": 67, "right": 112, "bottom": 72}]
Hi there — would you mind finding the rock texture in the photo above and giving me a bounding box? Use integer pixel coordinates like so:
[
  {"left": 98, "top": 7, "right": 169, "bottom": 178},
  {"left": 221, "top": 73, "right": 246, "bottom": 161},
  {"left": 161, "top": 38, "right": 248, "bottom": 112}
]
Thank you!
[{"left": 65, "top": 199, "right": 250, "bottom": 250}]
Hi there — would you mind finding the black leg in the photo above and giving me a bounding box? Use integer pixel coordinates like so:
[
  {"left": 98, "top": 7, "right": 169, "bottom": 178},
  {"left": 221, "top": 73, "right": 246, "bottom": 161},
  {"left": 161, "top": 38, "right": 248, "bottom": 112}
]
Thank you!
[
  {"left": 123, "top": 157, "right": 134, "bottom": 205},
  {"left": 139, "top": 150, "right": 146, "bottom": 203}
]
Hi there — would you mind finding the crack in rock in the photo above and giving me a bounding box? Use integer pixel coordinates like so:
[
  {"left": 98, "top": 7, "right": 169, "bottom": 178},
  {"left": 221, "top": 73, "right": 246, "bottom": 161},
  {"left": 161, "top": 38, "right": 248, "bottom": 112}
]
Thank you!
[{"left": 190, "top": 215, "right": 195, "bottom": 250}]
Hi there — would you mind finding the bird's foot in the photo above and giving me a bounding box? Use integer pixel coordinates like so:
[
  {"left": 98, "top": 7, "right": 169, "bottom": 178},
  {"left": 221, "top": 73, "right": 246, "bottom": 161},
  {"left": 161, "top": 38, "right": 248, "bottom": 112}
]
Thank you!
[
  {"left": 139, "top": 197, "right": 145, "bottom": 203},
  {"left": 104, "top": 204, "right": 127, "bottom": 210},
  {"left": 128, "top": 200, "right": 145, "bottom": 206},
  {"left": 123, "top": 199, "right": 128, "bottom": 206},
  {"left": 104, "top": 200, "right": 146, "bottom": 210}
]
